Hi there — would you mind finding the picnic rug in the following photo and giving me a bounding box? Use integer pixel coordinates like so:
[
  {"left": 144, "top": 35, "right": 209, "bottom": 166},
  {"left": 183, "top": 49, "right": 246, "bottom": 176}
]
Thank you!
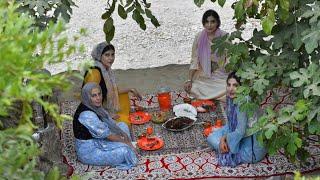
[{"left": 60, "top": 90, "right": 320, "bottom": 179}]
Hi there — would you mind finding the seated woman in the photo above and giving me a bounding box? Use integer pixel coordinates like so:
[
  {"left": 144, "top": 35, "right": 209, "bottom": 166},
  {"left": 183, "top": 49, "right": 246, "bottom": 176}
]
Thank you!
[
  {"left": 184, "top": 9, "right": 228, "bottom": 100},
  {"left": 73, "top": 82, "right": 138, "bottom": 170},
  {"left": 207, "top": 72, "right": 266, "bottom": 167},
  {"left": 83, "top": 42, "right": 141, "bottom": 124}
]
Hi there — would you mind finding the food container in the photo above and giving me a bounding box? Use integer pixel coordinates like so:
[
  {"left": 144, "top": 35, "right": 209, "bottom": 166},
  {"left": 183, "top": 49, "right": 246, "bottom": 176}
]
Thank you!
[
  {"left": 157, "top": 87, "right": 172, "bottom": 111},
  {"left": 162, "top": 116, "right": 198, "bottom": 132}
]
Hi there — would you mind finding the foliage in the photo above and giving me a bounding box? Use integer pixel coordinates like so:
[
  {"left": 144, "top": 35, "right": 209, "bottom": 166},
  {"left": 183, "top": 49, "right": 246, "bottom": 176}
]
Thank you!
[
  {"left": 294, "top": 171, "right": 320, "bottom": 180},
  {"left": 209, "top": 0, "right": 320, "bottom": 161},
  {"left": 0, "top": 127, "right": 43, "bottom": 179},
  {"left": 0, "top": 1, "right": 83, "bottom": 179},
  {"left": 15, "top": 0, "right": 76, "bottom": 29},
  {"left": 102, "top": 0, "right": 160, "bottom": 42}
]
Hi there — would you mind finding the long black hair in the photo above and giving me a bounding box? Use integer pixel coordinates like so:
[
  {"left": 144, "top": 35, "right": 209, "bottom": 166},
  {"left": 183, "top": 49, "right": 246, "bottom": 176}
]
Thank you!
[
  {"left": 101, "top": 44, "right": 115, "bottom": 55},
  {"left": 227, "top": 71, "right": 241, "bottom": 85},
  {"left": 202, "top": 9, "right": 221, "bottom": 28}
]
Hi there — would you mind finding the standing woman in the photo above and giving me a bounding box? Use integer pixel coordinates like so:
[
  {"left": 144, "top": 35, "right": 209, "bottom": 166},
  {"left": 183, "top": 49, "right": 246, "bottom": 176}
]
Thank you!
[
  {"left": 184, "top": 9, "right": 228, "bottom": 100},
  {"left": 207, "top": 72, "right": 266, "bottom": 167},
  {"left": 73, "top": 83, "right": 138, "bottom": 169},
  {"left": 83, "top": 42, "right": 141, "bottom": 124}
]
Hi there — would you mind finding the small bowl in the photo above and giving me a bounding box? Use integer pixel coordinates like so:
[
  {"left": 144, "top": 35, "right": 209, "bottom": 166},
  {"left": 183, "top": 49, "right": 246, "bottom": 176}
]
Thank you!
[{"left": 151, "top": 111, "right": 169, "bottom": 124}]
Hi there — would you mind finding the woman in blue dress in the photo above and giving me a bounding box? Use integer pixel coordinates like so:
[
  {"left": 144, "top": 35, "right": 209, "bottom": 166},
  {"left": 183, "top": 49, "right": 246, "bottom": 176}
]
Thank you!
[
  {"left": 73, "top": 82, "right": 138, "bottom": 170},
  {"left": 207, "top": 72, "right": 267, "bottom": 167}
]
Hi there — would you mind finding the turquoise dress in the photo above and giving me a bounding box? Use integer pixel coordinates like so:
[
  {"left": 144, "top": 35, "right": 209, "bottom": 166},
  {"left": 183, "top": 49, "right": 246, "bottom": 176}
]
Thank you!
[
  {"left": 74, "top": 111, "right": 138, "bottom": 170},
  {"left": 207, "top": 98, "right": 266, "bottom": 167}
]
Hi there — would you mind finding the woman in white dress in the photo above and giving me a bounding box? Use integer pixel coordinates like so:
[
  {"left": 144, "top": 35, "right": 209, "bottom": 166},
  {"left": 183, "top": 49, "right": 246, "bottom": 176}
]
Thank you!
[{"left": 184, "top": 9, "right": 228, "bottom": 100}]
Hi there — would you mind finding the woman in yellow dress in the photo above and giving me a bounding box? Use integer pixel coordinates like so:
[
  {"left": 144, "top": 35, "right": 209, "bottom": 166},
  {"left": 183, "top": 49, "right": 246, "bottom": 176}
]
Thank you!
[{"left": 83, "top": 42, "right": 141, "bottom": 125}]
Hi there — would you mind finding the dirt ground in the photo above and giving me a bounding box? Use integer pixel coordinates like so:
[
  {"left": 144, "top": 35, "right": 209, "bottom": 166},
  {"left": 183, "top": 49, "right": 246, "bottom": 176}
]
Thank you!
[
  {"left": 46, "top": 0, "right": 259, "bottom": 75},
  {"left": 58, "top": 64, "right": 189, "bottom": 102}
]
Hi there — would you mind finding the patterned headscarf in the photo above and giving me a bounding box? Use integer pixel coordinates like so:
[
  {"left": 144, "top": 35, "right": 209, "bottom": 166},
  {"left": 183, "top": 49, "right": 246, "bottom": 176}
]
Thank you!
[
  {"left": 90, "top": 42, "right": 120, "bottom": 113},
  {"left": 91, "top": 42, "right": 109, "bottom": 62},
  {"left": 217, "top": 97, "right": 241, "bottom": 167},
  {"left": 81, "top": 83, "right": 127, "bottom": 137}
]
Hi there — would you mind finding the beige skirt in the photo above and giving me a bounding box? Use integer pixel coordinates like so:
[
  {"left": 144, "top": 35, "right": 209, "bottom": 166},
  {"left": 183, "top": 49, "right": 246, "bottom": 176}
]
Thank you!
[{"left": 190, "top": 78, "right": 226, "bottom": 100}]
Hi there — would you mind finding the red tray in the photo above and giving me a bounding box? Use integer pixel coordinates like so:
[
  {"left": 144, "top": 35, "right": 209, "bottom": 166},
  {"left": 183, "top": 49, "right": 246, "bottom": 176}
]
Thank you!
[
  {"left": 129, "top": 111, "right": 151, "bottom": 125},
  {"left": 191, "top": 99, "right": 215, "bottom": 107},
  {"left": 203, "top": 125, "right": 223, "bottom": 137},
  {"left": 137, "top": 137, "right": 164, "bottom": 151}
]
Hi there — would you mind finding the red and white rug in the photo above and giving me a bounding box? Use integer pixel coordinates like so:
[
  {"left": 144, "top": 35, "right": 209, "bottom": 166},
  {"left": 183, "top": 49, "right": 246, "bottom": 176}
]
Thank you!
[{"left": 61, "top": 90, "right": 320, "bottom": 179}]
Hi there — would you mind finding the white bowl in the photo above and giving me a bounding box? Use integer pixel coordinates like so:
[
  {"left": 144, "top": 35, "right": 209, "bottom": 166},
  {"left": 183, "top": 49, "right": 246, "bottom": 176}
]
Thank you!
[{"left": 173, "top": 103, "right": 197, "bottom": 120}]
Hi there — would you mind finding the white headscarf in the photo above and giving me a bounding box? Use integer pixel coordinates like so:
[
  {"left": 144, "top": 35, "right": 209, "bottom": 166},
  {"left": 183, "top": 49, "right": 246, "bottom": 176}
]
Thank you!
[{"left": 90, "top": 42, "right": 120, "bottom": 113}]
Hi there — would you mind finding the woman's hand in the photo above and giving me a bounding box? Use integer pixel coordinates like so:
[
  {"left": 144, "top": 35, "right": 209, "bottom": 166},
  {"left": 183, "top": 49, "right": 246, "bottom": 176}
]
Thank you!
[
  {"left": 111, "top": 114, "right": 120, "bottom": 120},
  {"left": 184, "top": 80, "right": 192, "bottom": 93},
  {"left": 108, "top": 134, "right": 139, "bottom": 156},
  {"left": 130, "top": 88, "right": 142, "bottom": 100},
  {"left": 219, "top": 136, "right": 229, "bottom": 153}
]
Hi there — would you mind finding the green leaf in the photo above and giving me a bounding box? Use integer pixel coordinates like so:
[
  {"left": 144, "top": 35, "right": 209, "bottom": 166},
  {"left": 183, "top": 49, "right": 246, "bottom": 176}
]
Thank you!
[
  {"left": 234, "top": 1, "right": 245, "bottom": 20},
  {"left": 302, "top": 28, "right": 320, "bottom": 54},
  {"left": 287, "top": 140, "right": 297, "bottom": 156},
  {"left": 261, "top": 9, "right": 275, "bottom": 35},
  {"left": 194, "top": 0, "right": 205, "bottom": 7},
  {"left": 294, "top": 136, "right": 302, "bottom": 148},
  {"left": 290, "top": 69, "right": 310, "bottom": 87},
  {"left": 103, "top": 17, "right": 115, "bottom": 42},
  {"left": 253, "top": 78, "right": 269, "bottom": 95},
  {"left": 145, "top": 9, "right": 160, "bottom": 27},
  {"left": 308, "top": 106, "right": 320, "bottom": 121},
  {"left": 124, "top": 0, "right": 134, "bottom": 7},
  {"left": 279, "top": 0, "right": 289, "bottom": 11},
  {"left": 291, "top": 33, "right": 302, "bottom": 50},
  {"left": 101, "top": 11, "right": 111, "bottom": 19},
  {"left": 264, "top": 123, "right": 278, "bottom": 139},
  {"left": 278, "top": 7, "right": 289, "bottom": 22},
  {"left": 46, "top": 167, "right": 60, "bottom": 180},
  {"left": 308, "top": 119, "right": 320, "bottom": 134},
  {"left": 277, "top": 108, "right": 293, "bottom": 124},
  {"left": 142, "top": 0, "right": 151, "bottom": 8},
  {"left": 126, "top": 4, "right": 135, "bottom": 13},
  {"left": 287, "top": 133, "right": 301, "bottom": 156},
  {"left": 132, "top": 9, "right": 146, "bottom": 30},
  {"left": 218, "top": 0, "right": 226, "bottom": 7},
  {"left": 239, "top": 102, "right": 259, "bottom": 118},
  {"left": 118, "top": 5, "right": 127, "bottom": 19}
]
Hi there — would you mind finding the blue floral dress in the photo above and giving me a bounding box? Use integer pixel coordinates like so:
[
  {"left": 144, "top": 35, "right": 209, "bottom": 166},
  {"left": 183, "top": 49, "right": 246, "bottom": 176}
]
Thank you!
[
  {"left": 74, "top": 110, "right": 138, "bottom": 170},
  {"left": 207, "top": 98, "right": 266, "bottom": 167}
]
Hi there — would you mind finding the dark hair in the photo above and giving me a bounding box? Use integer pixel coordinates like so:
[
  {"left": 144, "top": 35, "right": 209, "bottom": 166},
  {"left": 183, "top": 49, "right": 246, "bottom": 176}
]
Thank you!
[
  {"left": 202, "top": 9, "right": 221, "bottom": 28},
  {"left": 101, "top": 44, "right": 115, "bottom": 55},
  {"left": 227, "top": 71, "right": 241, "bottom": 85}
]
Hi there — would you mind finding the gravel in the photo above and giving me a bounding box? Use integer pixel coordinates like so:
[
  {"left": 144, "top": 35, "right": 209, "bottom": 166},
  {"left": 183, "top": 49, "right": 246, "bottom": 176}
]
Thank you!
[{"left": 46, "top": 0, "right": 260, "bottom": 74}]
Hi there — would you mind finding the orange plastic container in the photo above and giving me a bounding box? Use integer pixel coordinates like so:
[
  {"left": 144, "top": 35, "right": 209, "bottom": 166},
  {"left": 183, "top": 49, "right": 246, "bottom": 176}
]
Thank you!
[
  {"left": 157, "top": 92, "right": 172, "bottom": 111},
  {"left": 215, "top": 119, "right": 223, "bottom": 127}
]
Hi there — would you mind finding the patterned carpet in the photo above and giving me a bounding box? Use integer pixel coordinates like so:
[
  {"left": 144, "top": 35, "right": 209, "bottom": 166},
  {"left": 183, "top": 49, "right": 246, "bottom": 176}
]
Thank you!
[{"left": 61, "top": 90, "right": 320, "bottom": 179}]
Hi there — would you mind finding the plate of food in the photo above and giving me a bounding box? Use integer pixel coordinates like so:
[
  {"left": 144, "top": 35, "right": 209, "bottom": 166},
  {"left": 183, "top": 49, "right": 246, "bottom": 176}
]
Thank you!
[
  {"left": 191, "top": 100, "right": 216, "bottom": 112},
  {"left": 137, "top": 136, "right": 164, "bottom": 151},
  {"left": 129, "top": 111, "right": 151, "bottom": 124},
  {"left": 162, "top": 116, "right": 197, "bottom": 132}
]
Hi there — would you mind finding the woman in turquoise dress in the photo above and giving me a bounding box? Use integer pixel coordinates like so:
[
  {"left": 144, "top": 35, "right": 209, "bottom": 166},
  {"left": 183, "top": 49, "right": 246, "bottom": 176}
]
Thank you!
[
  {"left": 73, "top": 82, "right": 138, "bottom": 170},
  {"left": 207, "top": 72, "right": 266, "bottom": 167}
]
